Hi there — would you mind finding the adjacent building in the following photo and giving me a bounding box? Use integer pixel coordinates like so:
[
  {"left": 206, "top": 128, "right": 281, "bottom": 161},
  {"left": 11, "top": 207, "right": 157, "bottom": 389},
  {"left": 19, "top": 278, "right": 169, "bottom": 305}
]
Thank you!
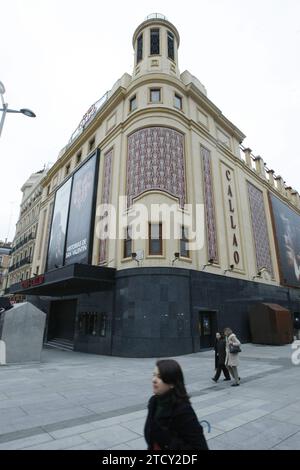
[
  {"left": 10, "top": 14, "right": 300, "bottom": 357},
  {"left": 8, "top": 169, "right": 46, "bottom": 297},
  {"left": 0, "top": 241, "right": 12, "bottom": 296}
]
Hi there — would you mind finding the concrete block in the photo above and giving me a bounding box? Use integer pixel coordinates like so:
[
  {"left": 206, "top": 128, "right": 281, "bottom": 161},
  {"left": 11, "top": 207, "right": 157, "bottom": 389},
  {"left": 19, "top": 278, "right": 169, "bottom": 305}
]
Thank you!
[{"left": 0, "top": 302, "right": 46, "bottom": 364}]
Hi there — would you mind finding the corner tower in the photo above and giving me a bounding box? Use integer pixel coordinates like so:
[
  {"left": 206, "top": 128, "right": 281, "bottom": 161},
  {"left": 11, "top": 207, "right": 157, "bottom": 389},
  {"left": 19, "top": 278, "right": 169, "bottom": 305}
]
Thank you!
[{"left": 132, "top": 13, "right": 180, "bottom": 80}]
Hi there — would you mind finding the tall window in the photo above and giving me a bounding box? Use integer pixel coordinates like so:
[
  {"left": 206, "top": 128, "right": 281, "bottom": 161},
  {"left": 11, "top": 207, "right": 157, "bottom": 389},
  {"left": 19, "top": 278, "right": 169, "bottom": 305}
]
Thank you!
[
  {"left": 174, "top": 93, "right": 182, "bottom": 110},
  {"left": 149, "top": 223, "right": 162, "bottom": 255},
  {"left": 137, "top": 33, "right": 143, "bottom": 63},
  {"left": 150, "top": 88, "right": 161, "bottom": 103},
  {"left": 129, "top": 95, "right": 137, "bottom": 112},
  {"left": 180, "top": 226, "right": 189, "bottom": 258},
  {"left": 150, "top": 28, "right": 160, "bottom": 55},
  {"left": 124, "top": 226, "right": 132, "bottom": 258},
  {"left": 168, "top": 31, "right": 174, "bottom": 60}
]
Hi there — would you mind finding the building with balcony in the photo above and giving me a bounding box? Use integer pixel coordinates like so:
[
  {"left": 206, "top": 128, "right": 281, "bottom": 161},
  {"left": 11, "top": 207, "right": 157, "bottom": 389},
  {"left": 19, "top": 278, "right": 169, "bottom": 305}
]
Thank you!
[
  {"left": 0, "top": 241, "right": 12, "bottom": 295},
  {"left": 10, "top": 14, "right": 300, "bottom": 356},
  {"left": 8, "top": 169, "right": 46, "bottom": 293}
]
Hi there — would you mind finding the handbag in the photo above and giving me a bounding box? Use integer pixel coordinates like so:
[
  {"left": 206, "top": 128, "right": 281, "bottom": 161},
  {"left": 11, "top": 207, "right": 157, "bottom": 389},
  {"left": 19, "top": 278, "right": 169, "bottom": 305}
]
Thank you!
[{"left": 229, "top": 344, "right": 241, "bottom": 354}]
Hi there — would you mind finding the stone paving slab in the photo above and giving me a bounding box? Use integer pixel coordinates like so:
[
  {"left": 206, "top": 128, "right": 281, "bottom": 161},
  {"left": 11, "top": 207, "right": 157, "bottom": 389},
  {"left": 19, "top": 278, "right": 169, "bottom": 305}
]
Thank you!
[
  {"left": 0, "top": 343, "right": 299, "bottom": 450},
  {"left": 80, "top": 424, "right": 141, "bottom": 448},
  {"left": 25, "top": 435, "right": 88, "bottom": 450},
  {"left": 0, "top": 433, "right": 53, "bottom": 450}
]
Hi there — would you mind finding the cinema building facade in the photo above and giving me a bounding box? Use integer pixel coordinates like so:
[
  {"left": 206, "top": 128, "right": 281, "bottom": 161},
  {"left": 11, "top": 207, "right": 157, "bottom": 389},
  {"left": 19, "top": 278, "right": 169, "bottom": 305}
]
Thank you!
[{"left": 10, "top": 14, "right": 300, "bottom": 357}]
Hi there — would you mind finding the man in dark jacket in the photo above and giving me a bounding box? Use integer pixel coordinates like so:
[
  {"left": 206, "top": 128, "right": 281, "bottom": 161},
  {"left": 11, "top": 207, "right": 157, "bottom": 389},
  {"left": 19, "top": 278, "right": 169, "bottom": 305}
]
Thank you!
[{"left": 212, "top": 333, "right": 231, "bottom": 382}]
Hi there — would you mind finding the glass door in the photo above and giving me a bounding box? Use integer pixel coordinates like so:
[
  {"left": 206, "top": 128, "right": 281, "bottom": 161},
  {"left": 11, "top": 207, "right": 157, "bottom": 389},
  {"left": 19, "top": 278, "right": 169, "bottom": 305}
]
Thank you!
[{"left": 198, "top": 311, "right": 216, "bottom": 348}]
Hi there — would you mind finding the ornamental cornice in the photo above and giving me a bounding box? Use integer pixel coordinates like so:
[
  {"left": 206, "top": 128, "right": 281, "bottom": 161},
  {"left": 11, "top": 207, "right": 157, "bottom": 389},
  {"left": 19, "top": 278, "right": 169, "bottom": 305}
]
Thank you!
[{"left": 127, "top": 73, "right": 184, "bottom": 93}]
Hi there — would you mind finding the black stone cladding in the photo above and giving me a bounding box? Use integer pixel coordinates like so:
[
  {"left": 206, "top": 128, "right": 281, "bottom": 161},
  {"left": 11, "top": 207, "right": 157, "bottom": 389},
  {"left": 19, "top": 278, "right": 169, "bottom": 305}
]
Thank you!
[{"left": 28, "top": 267, "right": 300, "bottom": 357}]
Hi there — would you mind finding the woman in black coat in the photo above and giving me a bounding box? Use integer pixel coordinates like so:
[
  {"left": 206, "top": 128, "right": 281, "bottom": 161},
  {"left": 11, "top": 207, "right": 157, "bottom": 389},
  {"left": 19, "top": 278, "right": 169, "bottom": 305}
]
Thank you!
[{"left": 144, "top": 359, "right": 209, "bottom": 450}]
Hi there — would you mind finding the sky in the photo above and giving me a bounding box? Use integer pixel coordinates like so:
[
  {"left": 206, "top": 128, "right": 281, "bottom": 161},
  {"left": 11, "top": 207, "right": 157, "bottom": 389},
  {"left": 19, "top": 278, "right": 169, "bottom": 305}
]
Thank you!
[{"left": 1, "top": 0, "right": 300, "bottom": 242}]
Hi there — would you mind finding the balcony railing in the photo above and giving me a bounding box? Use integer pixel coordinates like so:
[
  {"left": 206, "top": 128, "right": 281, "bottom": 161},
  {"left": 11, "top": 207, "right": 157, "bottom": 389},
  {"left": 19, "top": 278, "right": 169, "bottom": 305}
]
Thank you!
[
  {"left": 11, "top": 233, "right": 36, "bottom": 253},
  {"left": 8, "top": 256, "right": 32, "bottom": 273}
]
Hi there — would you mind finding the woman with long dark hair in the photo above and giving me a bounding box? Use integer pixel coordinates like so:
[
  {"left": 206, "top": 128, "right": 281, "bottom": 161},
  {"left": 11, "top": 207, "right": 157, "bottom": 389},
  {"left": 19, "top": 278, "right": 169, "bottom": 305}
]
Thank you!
[{"left": 144, "top": 359, "right": 209, "bottom": 450}]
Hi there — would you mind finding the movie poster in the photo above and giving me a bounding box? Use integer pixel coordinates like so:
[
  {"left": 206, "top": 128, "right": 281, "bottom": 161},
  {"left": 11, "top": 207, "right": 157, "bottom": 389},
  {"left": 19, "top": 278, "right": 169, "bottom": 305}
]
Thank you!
[
  {"left": 64, "top": 154, "right": 97, "bottom": 265},
  {"left": 47, "top": 178, "right": 72, "bottom": 271},
  {"left": 269, "top": 193, "right": 300, "bottom": 288}
]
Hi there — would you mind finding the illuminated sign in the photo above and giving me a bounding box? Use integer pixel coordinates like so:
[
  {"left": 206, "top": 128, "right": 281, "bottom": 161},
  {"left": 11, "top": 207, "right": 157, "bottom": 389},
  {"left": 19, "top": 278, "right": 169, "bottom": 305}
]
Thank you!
[
  {"left": 21, "top": 275, "right": 45, "bottom": 289},
  {"left": 68, "top": 92, "right": 109, "bottom": 144}
]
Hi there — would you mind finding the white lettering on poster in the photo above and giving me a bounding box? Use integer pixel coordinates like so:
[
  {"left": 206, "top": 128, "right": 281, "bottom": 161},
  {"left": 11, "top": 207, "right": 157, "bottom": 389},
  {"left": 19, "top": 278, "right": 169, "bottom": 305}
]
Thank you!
[{"left": 65, "top": 238, "right": 87, "bottom": 259}]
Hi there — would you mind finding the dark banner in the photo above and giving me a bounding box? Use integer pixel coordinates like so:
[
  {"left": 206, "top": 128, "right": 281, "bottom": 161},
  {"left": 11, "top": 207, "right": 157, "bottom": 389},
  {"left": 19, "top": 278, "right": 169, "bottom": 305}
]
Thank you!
[
  {"left": 269, "top": 193, "right": 300, "bottom": 288},
  {"left": 47, "top": 178, "right": 72, "bottom": 271},
  {"left": 64, "top": 153, "right": 98, "bottom": 265}
]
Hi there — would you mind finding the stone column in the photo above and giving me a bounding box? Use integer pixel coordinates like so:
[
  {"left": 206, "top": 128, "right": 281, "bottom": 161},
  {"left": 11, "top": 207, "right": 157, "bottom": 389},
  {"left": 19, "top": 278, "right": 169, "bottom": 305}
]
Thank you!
[
  {"left": 243, "top": 148, "right": 252, "bottom": 168},
  {"left": 254, "top": 155, "right": 266, "bottom": 179},
  {"left": 275, "top": 175, "right": 284, "bottom": 193},
  {"left": 267, "top": 169, "right": 275, "bottom": 187},
  {"left": 285, "top": 186, "right": 293, "bottom": 201}
]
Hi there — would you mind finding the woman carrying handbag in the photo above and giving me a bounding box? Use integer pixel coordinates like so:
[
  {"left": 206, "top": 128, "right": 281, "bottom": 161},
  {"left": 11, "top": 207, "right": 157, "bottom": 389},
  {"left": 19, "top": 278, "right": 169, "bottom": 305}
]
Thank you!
[{"left": 224, "top": 327, "right": 241, "bottom": 387}]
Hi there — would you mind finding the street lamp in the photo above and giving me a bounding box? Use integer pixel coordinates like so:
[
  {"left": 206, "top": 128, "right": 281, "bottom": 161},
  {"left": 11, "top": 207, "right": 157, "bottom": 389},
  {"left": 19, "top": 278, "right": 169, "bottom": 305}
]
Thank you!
[{"left": 0, "top": 81, "right": 36, "bottom": 138}]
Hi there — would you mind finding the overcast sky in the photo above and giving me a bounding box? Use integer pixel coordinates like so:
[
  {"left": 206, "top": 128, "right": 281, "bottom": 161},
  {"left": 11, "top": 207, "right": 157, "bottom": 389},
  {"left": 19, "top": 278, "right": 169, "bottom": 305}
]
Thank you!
[{"left": 1, "top": 0, "right": 300, "bottom": 242}]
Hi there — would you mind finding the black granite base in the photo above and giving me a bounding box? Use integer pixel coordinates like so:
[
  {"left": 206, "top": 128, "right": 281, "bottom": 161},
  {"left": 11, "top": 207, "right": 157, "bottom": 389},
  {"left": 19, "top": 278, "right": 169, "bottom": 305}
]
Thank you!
[{"left": 28, "top": 267, "right": 300, "bottom": 357}]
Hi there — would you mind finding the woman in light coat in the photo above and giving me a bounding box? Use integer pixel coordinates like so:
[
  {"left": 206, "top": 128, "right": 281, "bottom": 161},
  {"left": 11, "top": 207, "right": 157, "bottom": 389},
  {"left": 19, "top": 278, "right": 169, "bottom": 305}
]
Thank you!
[{"left": 224, "top": 327, "right": 241, "bottom": 387}]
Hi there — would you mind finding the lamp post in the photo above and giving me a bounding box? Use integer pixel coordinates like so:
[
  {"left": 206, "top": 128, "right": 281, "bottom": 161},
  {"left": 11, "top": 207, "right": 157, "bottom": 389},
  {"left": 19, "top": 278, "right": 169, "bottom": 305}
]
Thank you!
[{"left": 0, "top": 81, "right": 36, "bottom": 138}]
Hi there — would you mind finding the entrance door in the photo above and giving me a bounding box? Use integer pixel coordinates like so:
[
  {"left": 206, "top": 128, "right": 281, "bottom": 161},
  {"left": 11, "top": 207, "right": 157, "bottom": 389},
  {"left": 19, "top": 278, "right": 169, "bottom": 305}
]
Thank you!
[
  {"left": 198, "top": 311, "right": 216, "bottom": 348},
  {"left": 48, "top": 299, "right": 77, "bottom": 341}
]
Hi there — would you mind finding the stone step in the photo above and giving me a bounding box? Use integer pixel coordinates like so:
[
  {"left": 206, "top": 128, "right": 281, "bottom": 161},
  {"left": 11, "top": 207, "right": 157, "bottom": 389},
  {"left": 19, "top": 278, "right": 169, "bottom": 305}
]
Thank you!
[{"left": 45, "top": 338, "right": 74, "bottom": 351}]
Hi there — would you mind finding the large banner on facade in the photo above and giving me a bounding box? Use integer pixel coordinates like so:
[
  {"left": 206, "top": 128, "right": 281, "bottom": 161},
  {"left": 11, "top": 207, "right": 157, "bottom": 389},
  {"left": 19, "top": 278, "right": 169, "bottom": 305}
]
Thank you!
[
  {"left": 64, "top": 153, "right": 98, "bottom": 265},
  {"left": 47, "top": 178, "right": 72, "bottom": 271},
  {"left": 269, "top": 193, "right": 300, "bottom": 288}
]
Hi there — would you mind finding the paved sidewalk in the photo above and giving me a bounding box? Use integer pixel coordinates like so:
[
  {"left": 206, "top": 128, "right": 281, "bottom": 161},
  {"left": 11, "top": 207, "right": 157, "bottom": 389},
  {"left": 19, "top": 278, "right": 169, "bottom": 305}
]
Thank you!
[{"left": 0, "top": 343, "right": 299, "bottom": 450}]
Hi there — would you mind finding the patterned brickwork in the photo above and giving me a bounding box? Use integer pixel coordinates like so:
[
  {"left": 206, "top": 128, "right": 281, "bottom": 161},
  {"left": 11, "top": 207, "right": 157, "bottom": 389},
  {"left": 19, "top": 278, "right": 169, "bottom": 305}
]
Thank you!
[
  {"left": 99, "top": 150, "right": 113, "bottom": 264},
  {"left": 127, "top": 127, "right": 185, "bottom": 207},
  {"left": 247, "top": 182, "right": 274, "bottom": 276},
  {"left": 201, "top": 146, "right": 218, "bottom": 262}
]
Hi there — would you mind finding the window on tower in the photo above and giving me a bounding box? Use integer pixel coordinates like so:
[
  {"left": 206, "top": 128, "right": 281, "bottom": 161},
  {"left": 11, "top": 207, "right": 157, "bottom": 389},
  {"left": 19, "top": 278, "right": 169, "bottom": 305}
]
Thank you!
[
  {"left": 150, "top": 88, "right": 161, "bottom": 103},
  {"left": 168, "top": 31, "right": 175, "bottom": 60},
  {"left": 129, "top": 95, "right": 137, "bottom": 112},
  {"left": 137, "top": 33, "right": 143, "bottom": 63},
  {"left": 150, "top": 28, "right": 160, "bottom": 55}
]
